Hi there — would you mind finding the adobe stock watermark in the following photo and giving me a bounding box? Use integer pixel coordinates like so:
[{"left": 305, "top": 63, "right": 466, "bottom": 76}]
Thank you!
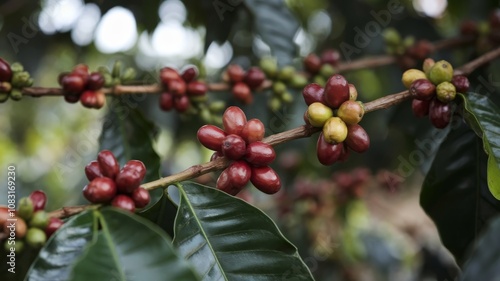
[
  {"left": 6, "top": 165, "right": 18, "bottom": 274},
  {"left": 213, "top": 0, "right": 243, "bottom": 21},
  {"left": 339, "top": 0, "right": 404, "bottom": 62}
]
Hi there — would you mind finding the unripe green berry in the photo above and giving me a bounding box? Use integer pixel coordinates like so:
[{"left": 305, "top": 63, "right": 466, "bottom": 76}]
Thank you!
[
  {"left": 272, "top": 81, "right": 287, "bottom": 95},
  {"left": 290, "top": 74, "right": 308, "bottom": 88},
  {"left": 97, "top": 66, "right": 110, "bottom": 74},
  {"left": 208, "top": 101, "right": 226, "bottom": 112},
  {"left": 268, "top": 97, "right": 281, "bottom": 111},
  {"left": 0, "top": 92, "right": 9, "bottom": 103},
  {"left": 402, "top": 69, "right": 427, "bottom": 89},
  {"left": 428, "top": 60, "right": 454, "bottom": 85},
  {"left": 337, "top": 100, "right": 364, "bottom": 125},
  {"left": 319, "top": 64, "right": 335, "bottom": 78},
  {"left": 436, "top": 82, "right": 457, "bottom": 103},
  {"left": 313, "top": 75, "right": 326, "bottom": 87},
  {"left": 307, "top": 102, "right": 333, "bottom": 127},
  {"left": 11, "top": 71, "right": 31, "bottom": 88},
  {"left": 382, "top": 28, "right": 401, "bottom": 46},
  {"left": 121, "top": 67, "right": 136, "bottom": 82},
  {"left": 10, "top": 89, "right": 23, "bottom": 101},
  {"left": 112, "top": 60, "right": 122, "bottom": 78},
  {"left": 281, "top": 91, "right": 294, "bottom": 104},
  {"left": 189, "top": 95, "right": 208, "bottom": 103},
  {"left": 17, "top": 197, "right": 34, "bottom": 220},
  {"left": 29, "top": 211, "right": 49, "bottom": 229},
  {"left": 403, "top": 36, "right": 415, "bottom": 48},
  {"left": 422, "top": 58, "right": 435, "bottom": 76},
  {"left": 259, "top": 57, "right": 278, "bottom": 78},
  {"left": 26, "top": 228, "right": 47, "bottom": 248},
  {"left": 200, "top": 108, "right": 212, "bottom": 124},
  {"left": 10, "top": 62, "right": 24, "bottom": 72},
  {"left": 278, "top": 66, "right": 295, "bottom": 81},
  {"left": 322, "top": 117, "right": 348, "bottom": 144},
  {"left": 103, "top": 73, "right": 113, "bottom": 87},
  {"left": 4, "top": 240, "right": 24, "bottom": 254}
]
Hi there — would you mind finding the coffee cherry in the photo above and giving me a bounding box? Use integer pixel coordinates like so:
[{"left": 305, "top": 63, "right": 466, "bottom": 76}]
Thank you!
[
  {"left": 174, "top": 95, "right": 190, "bottom": 112},
  {"left": 304, "top": 54, "right": 322, "bottom": 74},
  {"left": 210, "top": 151, "right": 224, "bottom": 161},
  {"left": 168, "top": 79, "right": 187, "bottom": 96},
  {"left": 111, "top": 195, "right": 136, "bottom": 212},
  {"left": 323, "top": 117, "right": 348, "bottom": 144},
  {"left": 429, "top": 99, "right": 451, "bottom": 129},
  {"left": 116, "top": 168, "right": 142, "bottom": 194},
  {"left": 0, "top": 58, "right": 12, "bottom": 82},
  {"left": 348, "top": 84, "right": 358, "bottom": 101},
  {"left": 337, "top": 100, "right": 364, "bottom": 125},
  {"left": 45, "top": 217, "right": 64, "bottom": 238},
  {"left": 278, "top": 66, "right": 295, "bottom": 82},
  {"left": 302, "top": 83, "right": 325, "bottom": 105},
  {"left": 223, "top": 106, "right": 247, "bottom": 135},
  {"left": 26, "top": 228, "right": 47, "bottom": 248},
  {"left": 345, "top": 124, "right": 370, "bottom": 153},
  {"left": 412, "top": 99, "right": 431, "bottom": 117},
  {"left": 3, "top": 216, "right": 27, "bottom": 239},
  {"left": 29, "top": 211, "right": 49, "bottom": 229},
  {"left": 64, "top": 94, "right": 80, "bottom": 104},
  {"left": 131, "top": 187, "right": 150, "bottom": 208},
  {"left": 222, "top": 134, "right": 247, "bottom": 160},
  {"left": 407, "top": 40, "right": 433, "bottom": 60},
  {"left": 436, "top": 81, "right": 456, "bottom": 103},
  {"left": 227, "top": 64, "right": 245, "bottom": 83},
  {"left": 250, "top": 166, "right": 281, "bottom": 194},
  {"left": 244, "top": 67, "right": 265, "bottom": 89},
  {"left": 307, "top": 102, "right": 333, "bottom": 127},
  {"left": 97, "top": 150, "right": 120, "bottom": 179},
  {"left": 0, "top": 206, "right": 8, "bottom": 226},
  {"left": 61, "top": 73, "right": 85, "bottom": 94},
  {"left": 232, "top": 82, "right": 253, "bottom": 104},
  {"left": 260, "top": 57, "right": 278, "bottom": 78},
  {"left": 17, "top": 197, "right": 34, "bottom": 220},
  {"left": 338, "top": 143, "right": 350, "bottom": 162},
  {"left": 159, "top": 92, "right": 174, "bottom": 111},
  {"left": 123, "top": 160, "right": 146, "bottom": 181},
  {"left": 87, "top": 72, "right": 105, "bottom": 90},
  {"left": 245, "top": 142, "right": 276, "bottom": 166},
  {"left": 409, "top": 79, "right": 436, "bottom": 100},
  {"left": 490, "top": 9, "right": 500, "bottom": 30},
  {"left": 316, "top": 133, "right": 342, "bottom": 165},
  {"left": 228, "top": 161, "right": 251, "bottom": 188},
  {"left": 181, "top": 66, "right": 198, "bottom": 83},
  {"left": 29, "top": 190, "right": 47, "bottom": 212},
  {"left": 160, "top": 67, "right": 181, "bottom": 87},
  {"left": 428, "top": 60, "right": 454, "bottom": 85},
  {"left": 320, "top": 49, "right": 341, "bottom": 65},
  {"left": 85, "top": 160, "right": 103, "bottom": 181},
  {"left": 240, "top": 119, "right": 265, "bottom": 143},
  {"left": 217, "top": 168, "right": 238, "bottom": 195},
  {"left": 94, "top": 91, "right": 106, "bottom": 109},
  {"left": 4, "top": 240, "right": 24, "bottom": 254},
  {"left": 319, "top": 64, "right": 335, "bottom": 78},
  {"left": 186, "top": 81, "right": 207, "bottom": 96},
  {"left": 80, "top": 90, "right": 97, "bottom": 108},
  {"left": 451, "top": 75, "right": 470, "bottom": 93},
  {"left": 460, "top": 20, "right": 479, "bottom": 37},
  {"left": 73, "top": 63, "right": 89, "bottom": 77},
  {"left": 422, "top": 58, "right": 435, "bottom": 76},
  {"left": 83, "top": 177, "right": 117, "bottom": 203},
  {"left": 401, "top": 69, "right": 427, "bottom": 89},
  {"left": 324, "top": 74, "right": 349, "bottom": 108},
  {"left": 197, "top": 125, "right": 226, "bottom": 151}
]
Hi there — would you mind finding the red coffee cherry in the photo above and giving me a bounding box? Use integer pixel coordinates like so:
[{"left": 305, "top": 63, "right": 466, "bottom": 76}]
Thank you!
[
  {"left": 197, "top": 125, "right": 226, "bottom": 151},
  {"left": 83, "top": 177, "right": 117, "bottom": 203},
  {"left": 94, "top": 91, "right": 106, "bottom": 109},
  {"left": 131, "top": 187, "right": 150, "bottom": 208},
  {"left": 72, "top": 64, "right": 90, "bottom": 84},
  {"left": 429, "top": 99, "right": 451, "bottom": 129},
  {"left": 80, "top": 90, "right": 97, "bottom": 108},
  {"left": 168, "top": 79, "right": 187, "bottom": 96},
  {"left": 240, "top": 119, "right": 265, "bottom": 143},
  {"left": 210, "top": 151, "right": 224, "bottom": 161},
  {"left": 244, "top": 67, "right": 265, "bottom": 90},
  {"left": 228, "top": 160, "right": 251, "bottom": 188},
  {"left": 451, "top": 75, "right": 470, "bottom": 93},
  {"left": 245, "top": 142, "right": 276, "bottom": 166},
  {"left": 174, "top": 95, "right": 190, "bottom": 112},
  {"left": 250, "top": 166, "right": 281, "bottom": 194},
  {"left": 304, "top": 54, "right": 322, "bottom": 74},
  {"left": 111, "top": 195, "right": 136, "bottom": 212},
  {"left": 97, "top": 150, "right": 120, "bottom": 179},
  {"left": 226, "top": 64, "right": 246, "bottom": 83},
  {"left": 159, "top": 92, "right": 174, "bottom": 111},
  {"left": 316, "top": 133, "right": 342, "bottom": 165},
  {"left": 324, "top": 74, "right": 349, "bottom": 108},
  {"left": 410, "top": 79, "right": 436, "bottom": 100},
  {"left": 45, "top": 217, "right": 64, "bottom": 238},
  {"left": 87, "top": 72, "right": 105, "bottom": 90},
  {"left": 407, "top": 40, "right": 433, "bottom": 61},
  {"left": 320, "top": 49, "right": 341, "bottom": 65},
  {"left": 61, "top": 73, "right": 85, "bottom": 94},
  {"left": 85, "top": 160, "right": 104, "bottom": 181},
  {"left": 29, "top": 190, "right": 47, "bottom": 212},
  {"left": 338, "top": 143, "right": 350, "bottom": 162},
  {"left": 217, "top": 168, "right": 238, "bottom": 195},
  {"left": 222, "top": 134, "right": 247, "bottom": 160},
  {"left": 411, "top": 99, "right": 431, "bottom": 118},
  {"left": 64, "top": 94, "right": 80, "bottom": 104},
  {"left": 123, "top": 160, "right": 146, "bottom": 181},
  {"left": 302, "top": 83, "right": 325, "bottom": 105},
  {"left": 232, "top": 82, "right": 253, "bottom": 104},
  {"left": 460, "top": 20, "right": 479, "bottom": 37},
  {"left": 181, "top": 65, "right": 198, "bottom": 83},
  {"left": 115, "top": 168, "right": 142, "bottom": 194},
  {"left": 160, "top": 67, "right": 181, "bottom": 87},
  {"left": 186, "top": 81, "right": 208, "bottom": 96},
  {"left": 223, "top": 106, "right": 247, "bottom": 135},
  {"left": 0, "top": 58, "right": 12, "bottom": 82},
  {"left": 345, "top": 124, "right": 370, "bottom": 153}
]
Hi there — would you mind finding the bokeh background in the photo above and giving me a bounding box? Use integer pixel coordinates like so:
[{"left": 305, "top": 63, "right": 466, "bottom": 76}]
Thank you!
[{"left": 1, "top": 0, "right": 500, "bottom": 280}]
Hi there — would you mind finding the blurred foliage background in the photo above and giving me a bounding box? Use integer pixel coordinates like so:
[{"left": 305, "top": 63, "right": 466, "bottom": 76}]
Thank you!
[{"left": 1, "top": 0, "right": 500, "bottom": 280}]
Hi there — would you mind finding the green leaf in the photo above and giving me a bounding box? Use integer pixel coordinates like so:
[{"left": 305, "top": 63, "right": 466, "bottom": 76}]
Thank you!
[
  {"left": 25, "top": 212, "right": 95, "bottom": 281},
  {"left": 459, "top": 93, "right": 500, "bottom": 199},
  {"left": 99, "top": 97, "right": 162, "bottom": 209},
  {"left": 461, "top": 215, "right": 500, "bottom": 281},
  {"left": 173, "top": 182, "right": 314, "bottom": 280},
  {"left": 70, "top": 208, "right": 200, "bottom": 281},
  {"left": 244, "top": 0, "right": 299, "bottom": 65}
]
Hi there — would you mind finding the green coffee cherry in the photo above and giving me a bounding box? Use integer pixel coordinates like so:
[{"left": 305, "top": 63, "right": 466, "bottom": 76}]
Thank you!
[
  {"left": 428, "top": 60, "right": 454, "bottom": 85},
  {"left": 97, "top": 66, "right": 110, "bottom": 74},
  {"left": 29, "top": 211, "right": 49, "bottom": 229},
  {"left": 268, "top": 97, "right": 281, "bottom": 111},
  {"left": 402, "top": 69, "right": 427, "bottom": 89},
  {"left": 112, "top": 61, "right": 122, "bottom": 78},
  {"left": 208, "top": 101, "right": 226, "bottom": 112},
  {"left": 10, "top": 89, "right": 23, "bottom": 101},
  {"left": 26, "top": 228, "right": 47, "bottom": 248},
  {"left": 403, "top": 36, "right": 415, "bottom": 48},
  {"left": 436, "top": 81, "right": 456, "bottom": 103},
  {"left": 200, "top": 108, "right": 212, "bottom": 124},
  {"left": 103, "top": 73, "right": 114, "bottom": 87},
  {"left": 382, "top": 28, "right": 401, "bottom": 46},
  {"left": 17, "top": 197, "right": 34, "bottom": 220},
  {"left": 4, "top": 240, "right": 24, "bottom": 254},
  {"left": 272, "top": 81, "right": 287, "bottom": 95},
  {"left": 281, "top": 91, "right": 294, "bottom": 104},
  {"left": 121, "top": 67, "right": 136, "bottom": 82},
  {"left": 0, "top": 92, "right": 9, "bottom": 103},
  {"left": 290, "top": 74, "right": 308, "bottom": 88},
  {"left": 313, "top": 75, "right": 326, "bottom": 87},
  {"left": 189, "top": 95, "right": 208, "bottom": 103},
  {"left": 259, "top": 57, "right": 278, "bottom": 78},
  {"left": 10, "top": 62, "right": 24, "bottom": 72},
  {"left": 319, "top": 64, "right": 335, "bottom": 78},
  {"left": 278, "top": 66, "right": 295, "bottom": 81},
  {"left": 11, "top": 71, "right": 31, "bottom": 88}
]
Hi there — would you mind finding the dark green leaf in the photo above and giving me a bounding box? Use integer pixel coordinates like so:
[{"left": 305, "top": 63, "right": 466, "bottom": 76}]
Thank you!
[
  {"left": 459, "top": 93, "right": 500, "bottom": 199},
  {"left": 244, "top": 0, "right": 299, "bottom": 65},
  {"left": 173, "top": 182, "right": 314, "bottom": 280},
  {"left": 138, "top": 190, "right": 179, "bottom": 238}
]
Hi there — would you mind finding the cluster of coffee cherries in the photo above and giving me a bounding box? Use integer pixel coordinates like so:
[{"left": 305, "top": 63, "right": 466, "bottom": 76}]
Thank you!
[
  {"left": 383, "top": 28, "right": 434, "bottom": 69},
  {"left": 197, "top": 106, "right": 281, "bottom": 195},
  {"left": 1, "top": 190, "right": 64, "bottom": 253},
  {"left": 59, "top": 64, "right": 106, "bottom": 109},
  {"left": 83, "top": 150, "right": 150, "bottom": 212},
  {"left": 302, "top": 74, "right": 370, "bottom": 165},
  {"left": 159, "top": 66, "right": 208, "bottom": 113},
  {"left": 460, "top": 9, "right": 500, "bottom": 50},
  {"left": 223, "top": 65, "right": 265, "bottom": 104},
  {"left": 303, "top": 49, "right": 342, "bottom": 86},
  {"left": 402, "top": 59, "right": 470, "bottom": 128},
  {"left": 0, "top": 58, "right": 33, "bottom": 102}
]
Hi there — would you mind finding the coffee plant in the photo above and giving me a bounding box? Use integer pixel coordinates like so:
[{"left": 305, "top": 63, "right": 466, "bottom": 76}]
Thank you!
[{"left": 1, "top": 1, "right": 500, "bottom": 280}]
